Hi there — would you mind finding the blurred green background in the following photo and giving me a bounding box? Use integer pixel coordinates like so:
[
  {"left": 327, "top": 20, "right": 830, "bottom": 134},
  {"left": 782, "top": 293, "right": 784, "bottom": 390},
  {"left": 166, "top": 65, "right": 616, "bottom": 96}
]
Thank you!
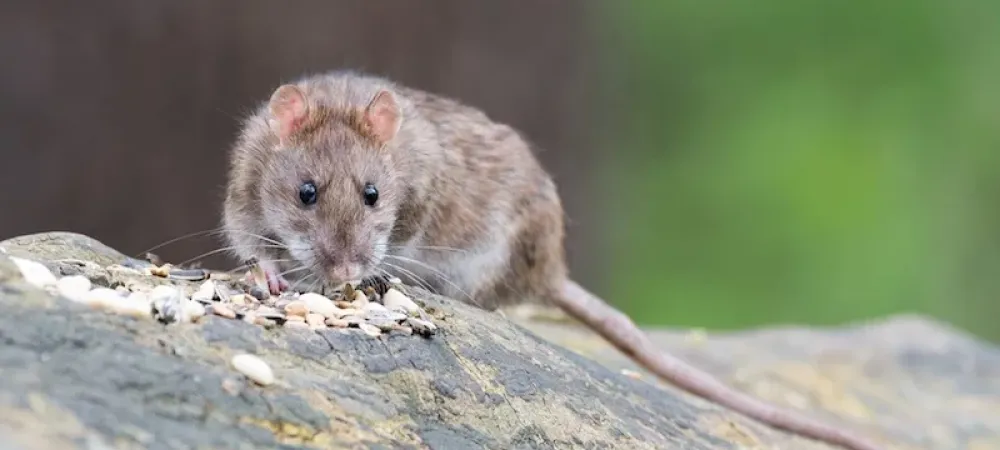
[{"left": 595, "top": 0, "right": 1000, "bottom": 342}]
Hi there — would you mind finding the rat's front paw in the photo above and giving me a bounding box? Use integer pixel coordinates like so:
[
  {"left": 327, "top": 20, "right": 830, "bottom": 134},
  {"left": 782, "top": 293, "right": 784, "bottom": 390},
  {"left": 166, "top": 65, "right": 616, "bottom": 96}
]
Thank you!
[
  {"left": 266, "top": 269, "right": 291, "bottom": 294},
  {"left": 245, "top": 262, "right": 291, "bottom": 295}
]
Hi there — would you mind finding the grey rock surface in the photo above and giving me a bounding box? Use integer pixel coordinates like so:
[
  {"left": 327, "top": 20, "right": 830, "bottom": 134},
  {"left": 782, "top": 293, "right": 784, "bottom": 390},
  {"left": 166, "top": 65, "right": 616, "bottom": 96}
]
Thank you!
[{"left": 0, "top": 232, "right": 996, "bottom": 449}]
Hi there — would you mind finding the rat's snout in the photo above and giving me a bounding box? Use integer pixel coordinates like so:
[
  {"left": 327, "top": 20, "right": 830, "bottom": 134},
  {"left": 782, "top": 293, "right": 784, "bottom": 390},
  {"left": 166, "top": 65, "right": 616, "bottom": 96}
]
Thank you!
[
  {"left": 328, "top": 264, "right": 363, "bottom": 282},
  {"left": 315, "top": 235, "right": 368, "bottom": 282}
]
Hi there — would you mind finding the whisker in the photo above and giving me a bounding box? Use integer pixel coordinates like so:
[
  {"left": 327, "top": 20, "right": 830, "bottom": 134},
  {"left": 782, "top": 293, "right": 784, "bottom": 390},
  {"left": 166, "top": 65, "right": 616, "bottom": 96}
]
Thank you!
[
  {"left": 277, "top": 265, "right": 313, "bottom": 278},
  {"left": 382, "top": 254, "right": 476, "bottom": 305},
  {"left": 222, "top": 258, "right": 297, "bottom": 275},
  {"left": 379, "top": 261, "right": 438, "bottom": 297},
  {"left": 307, "top": 275, "right": 322, "bottom": 295},
  {"left": 177, "top": 245, "right": 289, "bottom": 268},
  {"left": 135, "top": 227, "right": 226, "bottom": 257},
  {"left": 293, "top": 272, "right": 318, "bottom": 294},
  {"left": 135, "top": 228, "right": 287, "bottom": 258},
  {"left": 238, "top": 232, "right": 285, "bottom": 247},
  {"left": 377, "top": 244, "right": 468, "bottom": 254}
]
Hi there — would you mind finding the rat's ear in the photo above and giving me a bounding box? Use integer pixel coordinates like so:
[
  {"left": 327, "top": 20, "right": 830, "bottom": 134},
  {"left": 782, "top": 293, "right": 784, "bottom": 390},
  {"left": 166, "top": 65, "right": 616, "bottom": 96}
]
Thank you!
[
  {"left": 268, "top": 84, "right": 309, "bottom": 141},
  {"left": 362, "top": 89, "right": 401, "bottom": 144}
]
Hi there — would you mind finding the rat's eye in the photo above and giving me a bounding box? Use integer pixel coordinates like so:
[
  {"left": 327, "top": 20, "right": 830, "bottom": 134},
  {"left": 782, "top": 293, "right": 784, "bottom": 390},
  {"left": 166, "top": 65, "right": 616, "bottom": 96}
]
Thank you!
[
  {"left": 298, "top": 181, "right": 318, "bottom": 206},
  {"left": 363, "top": 183, "right": 379, "bottom": 207}
]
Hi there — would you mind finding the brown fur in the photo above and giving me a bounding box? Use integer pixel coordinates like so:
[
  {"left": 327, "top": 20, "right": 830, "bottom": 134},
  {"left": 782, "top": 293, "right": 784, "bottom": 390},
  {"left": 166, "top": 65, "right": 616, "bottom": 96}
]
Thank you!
[
  {"left": 223, "top": 71, "right": 566, "bottom": 307},
  {"left": 221, "top": 70, "right": 881, "bottom": 450}
]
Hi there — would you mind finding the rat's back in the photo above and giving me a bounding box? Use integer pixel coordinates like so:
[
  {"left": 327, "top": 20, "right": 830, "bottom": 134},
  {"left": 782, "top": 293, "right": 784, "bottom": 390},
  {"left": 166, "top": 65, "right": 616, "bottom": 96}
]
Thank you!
[{"left": 344, "top": 74, "right": 571, "bottom": 310}]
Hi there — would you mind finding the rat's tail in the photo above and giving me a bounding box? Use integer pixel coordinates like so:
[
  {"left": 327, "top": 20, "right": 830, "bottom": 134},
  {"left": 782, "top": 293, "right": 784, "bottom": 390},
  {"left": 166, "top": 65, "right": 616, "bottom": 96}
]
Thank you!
[{"left": 554, "top": 279, "right": 883, "bottom": 450}]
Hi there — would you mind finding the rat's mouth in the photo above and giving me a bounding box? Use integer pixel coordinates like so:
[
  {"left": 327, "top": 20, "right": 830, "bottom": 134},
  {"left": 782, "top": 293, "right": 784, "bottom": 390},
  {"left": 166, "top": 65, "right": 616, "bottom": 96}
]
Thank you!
[{"left": 323, "top": 263, "right": 367, "bottom": 285}]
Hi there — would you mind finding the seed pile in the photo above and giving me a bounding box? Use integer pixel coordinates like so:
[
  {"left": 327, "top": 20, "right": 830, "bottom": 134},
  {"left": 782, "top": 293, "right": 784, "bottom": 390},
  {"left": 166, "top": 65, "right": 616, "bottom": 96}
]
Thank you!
[{"left": 9, "top": 255, "right": 439, "bottom": 338}]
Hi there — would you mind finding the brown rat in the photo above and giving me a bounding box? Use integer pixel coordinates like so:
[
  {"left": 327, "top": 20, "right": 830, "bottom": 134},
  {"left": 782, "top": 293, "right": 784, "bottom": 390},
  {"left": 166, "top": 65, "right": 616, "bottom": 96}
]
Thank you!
[{"left": 220, "top": 70, "right": 882, "bottom": 450}]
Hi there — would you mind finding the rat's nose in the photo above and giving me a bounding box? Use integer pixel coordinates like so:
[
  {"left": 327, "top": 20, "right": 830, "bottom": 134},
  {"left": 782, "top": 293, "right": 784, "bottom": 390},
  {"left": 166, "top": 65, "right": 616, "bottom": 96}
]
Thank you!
[{"left": 328, "top": 264, "right": 362, "bottom": 282}]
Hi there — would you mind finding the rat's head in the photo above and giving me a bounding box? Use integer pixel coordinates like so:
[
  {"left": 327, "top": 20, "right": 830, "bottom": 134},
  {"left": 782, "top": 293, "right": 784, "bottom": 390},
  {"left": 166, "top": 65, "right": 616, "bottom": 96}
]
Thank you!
[{"left": 255, "top": 82, "right": 404, "bottom": 285}]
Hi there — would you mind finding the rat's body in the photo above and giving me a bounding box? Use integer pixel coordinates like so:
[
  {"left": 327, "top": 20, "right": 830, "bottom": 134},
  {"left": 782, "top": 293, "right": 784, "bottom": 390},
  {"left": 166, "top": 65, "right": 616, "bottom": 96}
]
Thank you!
[{"left": 221, "top": 71, "right": 880, "bottom": 450}]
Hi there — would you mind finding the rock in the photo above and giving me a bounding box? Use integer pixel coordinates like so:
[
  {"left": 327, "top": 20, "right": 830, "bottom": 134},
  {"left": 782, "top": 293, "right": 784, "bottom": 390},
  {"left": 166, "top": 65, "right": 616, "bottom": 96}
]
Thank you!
[
  {"left": 0, "top": 232, "right": 126, "bottom": 267},
  {"left": 9, "top": 256, "right": 58, "bottom": 289},
  {"left": 0, "top": 231, "right": 997, "bottom": 450},
  {"left": 299, "top": 292, "right": 336, "bottom": 317},
  {"left": 230, "top": 354, "right": 274, "bottom": 386}
]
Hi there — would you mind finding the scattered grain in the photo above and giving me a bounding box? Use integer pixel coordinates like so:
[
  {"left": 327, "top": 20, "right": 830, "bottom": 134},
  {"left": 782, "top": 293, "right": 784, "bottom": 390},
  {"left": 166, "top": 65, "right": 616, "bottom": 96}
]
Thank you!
[
  {"left": 192, "top": 280, "right": 217, "bottom": 303},
  {"left": 382, "top": 288, "right": 419, "bottom": 314},
  {"left": 167, "top": 268, "right": 208, "bottom": 281},
  {"left": 10, "top": 257, "right": 57, "bottom": 289},
  {"left": 358, "top": 323, "right": 382, "bottom": 337},
  {"left": 209, "top": 272, "right": 232, "bottom": 281},
  {"left": 351, "top": 291, "right": 369, "bottom": 308},
  {"left": 84, "top": 288, "right": 124, "bottom": 309},
  {"left": 254, "top": 316, "right": 276, "bottom": 327},
  {"left": 184, "top": 300, "right": 206, "bottom": 321},
  {"left": 230, "top": 294, "right": 248, "bottom": 306},
  {"left": 325, "top": 318, "right": 349, "bottom": 328},
  {"left": 306, "top": 313, "right": 325, "bottom": 328},
  {"left": 230, "top": 354, "right": 274, "bottom": 386},
  {"left": 56, "top": 275, "right": 92, "bottom": 303},
  {"left": 248, "top": 285, "right": 269, "bottom": 302},
  {"left": 299, "top": 292, "right": 336, "bottom": 317},
  {"left": 328, "top": 308, "right": 358, "bottom": 318},
  {"left": 283, "top": 300, "right": 308, "bottom": 317},
  {"left": 211, "top": 304, "right": 237, "bottom": 319},
  {"left": 149, "top": 265, "right": 170, "bottom": 278},
  {"left": 406, "top": 317, "right": 438, "bottom": 336}
]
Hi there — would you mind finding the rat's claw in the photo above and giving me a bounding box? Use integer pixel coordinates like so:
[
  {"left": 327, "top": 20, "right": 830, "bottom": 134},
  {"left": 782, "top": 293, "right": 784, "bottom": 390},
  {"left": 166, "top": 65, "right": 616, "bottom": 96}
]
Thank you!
[
  {"left": 268, "top": 271, "right": 290, "bottom": 295},
  {"left": 245, "top": 268, "right": 290, "bottom": 295}
]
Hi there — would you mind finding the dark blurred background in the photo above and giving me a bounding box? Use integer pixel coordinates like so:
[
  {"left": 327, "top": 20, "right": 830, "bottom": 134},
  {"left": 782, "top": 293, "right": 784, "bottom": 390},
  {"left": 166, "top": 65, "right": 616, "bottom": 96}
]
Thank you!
[{"left": 2, "top": 1, "right": 998, "bottom": 342}]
